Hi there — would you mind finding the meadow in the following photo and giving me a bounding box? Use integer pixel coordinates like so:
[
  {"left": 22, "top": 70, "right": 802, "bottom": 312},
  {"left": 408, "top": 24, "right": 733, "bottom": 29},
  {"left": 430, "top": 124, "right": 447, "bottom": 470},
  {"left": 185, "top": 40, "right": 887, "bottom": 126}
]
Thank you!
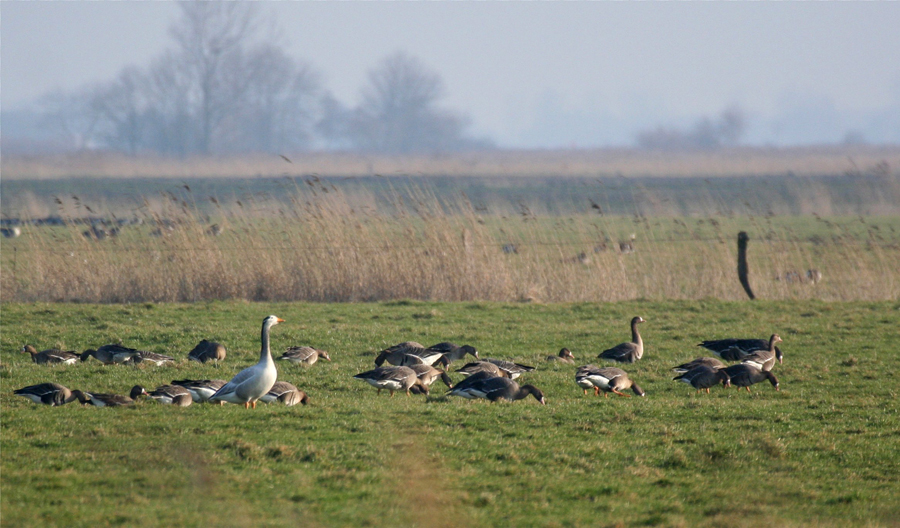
[{"left": 1, "top": 300, "right": 898, "bottom": 527}]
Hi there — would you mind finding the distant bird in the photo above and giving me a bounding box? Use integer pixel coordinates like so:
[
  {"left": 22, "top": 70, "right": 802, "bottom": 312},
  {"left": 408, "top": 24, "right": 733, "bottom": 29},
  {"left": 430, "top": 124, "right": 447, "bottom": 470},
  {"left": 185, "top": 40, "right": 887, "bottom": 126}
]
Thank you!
[
  {"left": 482, "top": 358, "right": 535, "bottom": 379},
  {"left": 374, "top": 342, "right": 447, "bottom": 367},
  {"left": 209, "top": 315, "right": 283, "bottom": 409},
  {"left": 353, "top": 366, "right": 429, "bottom": 397},
  {"left": 20, "top": 345, "right": 79, "bottom": 365},
  {"left": 546, "top": 348, "right": 575, "bottom": 364},
  {"left": 426, "top": 342, "right": 479, "bottom": 364},
  {"left": 1, "top": 226, "right": 22, "bottom": 238},
  {"left": 673, "top": 365, "right": 731, "bottom": 394},
  {"left": 14, "top": 383, "right": 81, "bottom": 406},
  {"left": 205, "top": 224, "right": 223, "bottom": 236},
  {"left": 80, "top": 344, "right": 143, "bottom": 365},
  {"left": 134, "top": 384, "right": 191, "bottom": 405},
  {"left": 455, "top": 361, "right": 508, "bottom": 379},
  {"left": 806, "top": 269, "right": 823, "bottom": 284},
  {"left": 278, "top": 346, "right": 331, "bottom": 366},
  {"left": 672, "top": 357, "right": 726, "bottom": 374},
  {"left": 279, "top": 154, "right": 293, "bottom": 164},
  {"left": 598, "top": 316, "right": 646, "bottom": 363},
  {"left": 171, "top": 379, "right": 227, "bottom": 403},
  {"left": 132, "top": 351, "right": 175, "bottom": 366},
  {"left": 448, "top": 376, "right": 546, "bottom": 405},
  {"left": 619, "top": 233, "right": 636, "bottom": 253},
  {"left": 407, "top": 364, "right": 454, "bottom": 394},
  {"left": 260, "top": 381, "right": 309, "bottom": 406},
  {"left": 698, "top": 335, "right": 783, "bottom": 363},
  {"left": 76, "top": 386, "right": 146, "bottom": 407},
  {"left": 723, "top": 364, "right": 780, "bottom": 392},
  {"left": 740, "top": 335, "right": 783, "bottom": 372},
  {"left": 188, "top": 340, "right": 227, "bottom": 364},
  {"left": 575, "top": 365, "right": 645, "bottom": 397}
]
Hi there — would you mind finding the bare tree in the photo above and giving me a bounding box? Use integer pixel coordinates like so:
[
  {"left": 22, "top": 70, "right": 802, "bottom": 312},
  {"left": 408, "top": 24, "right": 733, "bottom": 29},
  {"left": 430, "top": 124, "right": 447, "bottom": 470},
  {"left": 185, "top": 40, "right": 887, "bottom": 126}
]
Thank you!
[
  {"left": 37, "top": 87, "right": 101, "bottom": 150},
  {"left": 92, "top": 67, "right": 148, "bottom": 155},
  {"left": 636, "top": 105, "right": 747, "bottom": 151}
]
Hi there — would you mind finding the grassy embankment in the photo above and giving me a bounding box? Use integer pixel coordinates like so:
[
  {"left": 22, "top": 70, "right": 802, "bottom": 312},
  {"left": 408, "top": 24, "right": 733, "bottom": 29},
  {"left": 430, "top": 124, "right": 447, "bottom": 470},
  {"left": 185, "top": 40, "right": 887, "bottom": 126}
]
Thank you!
[{"left": 2, "top": 300, "right": 898, "bottom": 527}]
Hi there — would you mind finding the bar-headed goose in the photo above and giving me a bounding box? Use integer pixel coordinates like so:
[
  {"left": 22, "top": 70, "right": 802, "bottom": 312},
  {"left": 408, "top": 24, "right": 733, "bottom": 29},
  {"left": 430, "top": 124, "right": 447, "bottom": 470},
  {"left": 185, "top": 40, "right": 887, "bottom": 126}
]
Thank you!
[
  {"left": 575, "top": 365, "right": 644, "bottom": 397},
  {"left": 723, "top": 364, "right": 780, "bottom": 392},
  {"left": 448, "top": 376, "right": 546, "bottom": 404},
  {"left": 672, "top": 357, "right": 726, "bottom": 374},
  {"left": 278, "top": 346, "right": 331, "bottom": 366},
  {"left": 20, "top": 345, "right": 79, "bottom": 365},
  {"left": 188, "top": 340, "right": 227, "bottom": 364},
  {"left": 673, "top": 365, "right": 731, "bottom": 394},
  {"left": 353, "top": 366, "right": 429, "bottom": 397},
  {"left": 171, "top": 379, "right": 227, "bottom": 403},
  {"left": 598, "top": 316, "right": 646, "bottom": 363},
  {"left": 14, "top": 382, "right": 81, "bottom": 406},
  {"left": 209, "top": 315, "right": 283, "bottom": 409},
  {"left": 260, "top": 381, "right": 309, "bottom": 406},
  {"left": 698, "top": 335, "right": 784, "bottom": 364},
  {"left": 547, "top": 348, "right": 576, "bottom": 364}
]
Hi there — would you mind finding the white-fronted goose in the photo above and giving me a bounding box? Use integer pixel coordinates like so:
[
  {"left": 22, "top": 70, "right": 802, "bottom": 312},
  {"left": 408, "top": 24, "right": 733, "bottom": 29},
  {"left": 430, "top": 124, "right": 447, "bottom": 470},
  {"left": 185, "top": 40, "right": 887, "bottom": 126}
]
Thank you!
[
  {"left": 598, "top": 316, "right": 645, "bottom": 363},
  {"left": 426, "top": 342, "right": 479, "bottom": 364},
  {"left": 723, "top": 364, "right": 780, "bottom": 392},
  {"left": 20, "top": 345, "right": 79, "bottom": 365},
  {"left": 353, "top": 366, "right": 429, "bottom": 397},
  {"left": 673, "top": 365, "right": 731, "bottom": 394},
  {"left": 188, "top": 340, "right": 227, "bottom": 364},
  {"left": 448, "top": 376, "right": 546, "bottom": 404},
  {"left": 260, "top": 381, "right": 309, "bottom": 406},
  {"left": 209, "top": 315, "right": 282, "bottom": 409},
  {"left": 278, "top": 346, "right": 331, "bottom": 366},
  {"left": 374, "top": 342, "right": 446, "bottom": 367},
  {"left": 547, "top": 348, "right": 575, "bottom": 364},
  {"left": 672, "top": 357, "right": 726, "bottom": 374},
  {"left": 14, "top": 382, "right": 80, "bottom": 406},
  {"left": 134, "top": 384, "right": 191, "bottom": 404},
  {"left": 698, "top": 335, "right": 784, "bottom": 363},
  {"left": 80, "top": 344, "right": 143, "bottom": 365},
  {"left": 132, "top": 351, "right": 175, "bottom": 366},
  {"left": 455, "top": 361, "right": 508, "bottom": 379},
  {"left": 408, "top": 364, "right": 454, "bottom": 393},
  {"left": 76, "top": 386, "right": 145, "bottom": 407},
  {"left": 739, "top": 335, "right": 782, "bottom": 372},
  {"left": 171, "top": 379, "right": 227, "bottom": 403},
  {"left": 483, "top": 358, "right": 535, "bottom": 379},
  {"left": 172, "top": 394, "right": 193, "bottom": 407},
  {"left": 575, "top": 365, "right": 644, "bottom": 397}
]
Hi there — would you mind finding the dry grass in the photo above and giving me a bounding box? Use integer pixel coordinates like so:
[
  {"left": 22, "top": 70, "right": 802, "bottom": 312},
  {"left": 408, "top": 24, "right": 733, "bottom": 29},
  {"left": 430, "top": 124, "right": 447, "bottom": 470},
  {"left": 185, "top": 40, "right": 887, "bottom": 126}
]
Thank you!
[{"left": 2, "top": 178, "right": 898, "bottom": 303}]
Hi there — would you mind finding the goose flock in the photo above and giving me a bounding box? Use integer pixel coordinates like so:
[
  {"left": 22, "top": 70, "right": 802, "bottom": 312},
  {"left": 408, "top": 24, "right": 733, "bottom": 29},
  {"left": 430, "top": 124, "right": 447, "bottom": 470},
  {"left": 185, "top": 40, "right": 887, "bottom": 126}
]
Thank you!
[{"left": 13, "top": 314, "right": 785, "bottom": 411}]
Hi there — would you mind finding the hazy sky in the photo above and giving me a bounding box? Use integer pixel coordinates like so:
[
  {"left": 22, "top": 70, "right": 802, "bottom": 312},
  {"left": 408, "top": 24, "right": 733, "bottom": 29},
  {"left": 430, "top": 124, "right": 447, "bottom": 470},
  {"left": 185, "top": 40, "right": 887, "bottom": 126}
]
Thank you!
[{"left": 3, "top": 1, "right": 899, "bottom": 147}]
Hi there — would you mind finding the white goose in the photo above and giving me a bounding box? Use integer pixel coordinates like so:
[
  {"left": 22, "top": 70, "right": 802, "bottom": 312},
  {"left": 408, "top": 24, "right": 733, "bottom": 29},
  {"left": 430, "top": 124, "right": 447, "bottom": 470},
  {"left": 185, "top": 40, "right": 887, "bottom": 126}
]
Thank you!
[{"left": 209, "top": 315, "right": 283, "bottom": 409}]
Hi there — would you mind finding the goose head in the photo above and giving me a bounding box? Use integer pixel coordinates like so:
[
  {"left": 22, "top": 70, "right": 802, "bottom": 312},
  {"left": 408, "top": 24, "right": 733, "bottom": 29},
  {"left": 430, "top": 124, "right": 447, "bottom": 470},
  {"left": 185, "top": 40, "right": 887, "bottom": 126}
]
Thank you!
[
  {"left": 718, "top": 371, "right": 732, "bottom": 388},
  {"left": 319, "top": 350, "right": 332, "bottom": 361},
  {"left": 769, "top": 334, "right": 784, "bottom": 363},
  {"left": 765, "top": 371, "right": 780, "bottom": 391},
  {"left": 460, "top": 345, "right": 479, "bottom": 359},
  {"left": 130, "top": 385, "right": 149, "bottom": 399},
  {"left": 632, "top": 316, "right": 646, "bottom": 326},
  {"left": 631, "top": 383, "right": 646, "bottom": 397},
  {"left": 264, "top": 315, "right": 285, "bottom": 328},
  {"left": 559, "top": 348, "right": 575, "bottom": 360}
]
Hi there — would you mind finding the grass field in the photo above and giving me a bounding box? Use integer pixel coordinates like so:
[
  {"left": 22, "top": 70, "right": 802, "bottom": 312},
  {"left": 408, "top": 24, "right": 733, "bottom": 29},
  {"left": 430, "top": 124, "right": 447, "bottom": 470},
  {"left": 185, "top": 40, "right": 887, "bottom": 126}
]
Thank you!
[{"left": 2, "top": 300, "right": 898, "bottom": 527}]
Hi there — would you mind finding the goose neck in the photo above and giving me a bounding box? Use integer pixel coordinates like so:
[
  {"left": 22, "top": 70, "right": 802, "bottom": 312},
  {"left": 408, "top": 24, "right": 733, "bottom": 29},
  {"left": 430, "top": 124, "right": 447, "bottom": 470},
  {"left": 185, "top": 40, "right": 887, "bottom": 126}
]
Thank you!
[{"left": 260, "top": 322, "right": 273, "bottom": 364}]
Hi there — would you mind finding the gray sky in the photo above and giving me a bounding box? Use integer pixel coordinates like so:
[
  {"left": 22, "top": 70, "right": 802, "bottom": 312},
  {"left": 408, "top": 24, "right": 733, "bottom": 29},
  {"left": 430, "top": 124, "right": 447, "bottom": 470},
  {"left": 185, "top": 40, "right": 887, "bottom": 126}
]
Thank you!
[{"left": 2, "top": 1, "right": 899, "bottom": 147}]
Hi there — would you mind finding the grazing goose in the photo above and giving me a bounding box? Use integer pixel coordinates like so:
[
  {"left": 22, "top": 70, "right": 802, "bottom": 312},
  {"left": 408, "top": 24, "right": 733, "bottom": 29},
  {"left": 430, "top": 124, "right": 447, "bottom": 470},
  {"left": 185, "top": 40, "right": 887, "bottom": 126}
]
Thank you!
[
  {"left": 575, "top": 365, "right": 644, "bottom": 397},
  {"left": 672, "top": 357, "right": 726, "bottom": 374},
  {"left": 188, "top": 340, "right": 227, "bottom": 364},
  {"left": 76, "top": 386, "right": 145, "bottom": 407},
  {"left": 278, "top": 346, "right": 331, "bottom": 366},
  {"left": 723, "top": 364, "right": 780, "bottom": 392},
  {"left": 172, "top": 394, "right": 193, "bottom": 407},
  {"left": 673, "top": 365, "right": 731, "bottom": 394},
  {"left": 448, "top": 376, "right": 546, "bottom": 404},
  {"left": 132, "top": 351, "right": 176, "bottom": 366},
  {"left": 408, "top": 364, "right": 454, "bottom": 394},
  {"left": 260, "top": 381, "right": 309, "bottom": 406},
  {"left": 483, "top": 358, "right": 535, "bottom": 379},
  {"left": 80, "top": 344, "right": 143, "bottom": 365},
  {"left": 698, "top": 335, "right": 784, "bottom": 363},
  {"left": 546, "top": 348, "right": 576, "bottom": 364},
  {"left": 209, "top": 315, "right": 283, "bottom": 409},
  {"left": 598, "top": 316, "right": 646, "bottom": 363},
  {"left": 20, "top": 345, "right": 80, "bottom": 365},
  {"left": 134, "top": 384, "right": 192, "bottom": 404},
  {"left": 171, "top": 379, "right": 227, "bottom": 403},
  {"left": 426, "top": 342, "right": 479, "bottom": 364},
  {"left": 374, "top": 342, "right": 447, "bottom": 367},
  {"left": 455, "top": 361, "right": 509, "bottom": 379},
  {"left": 353, "top": 366, "right": 429, "bottom": 397},
  {"left": 739, "top": 335, "right": 782, "bottom": 372},
  {"left": 14, "top": 382, "right": 81, "bottom": 406}
]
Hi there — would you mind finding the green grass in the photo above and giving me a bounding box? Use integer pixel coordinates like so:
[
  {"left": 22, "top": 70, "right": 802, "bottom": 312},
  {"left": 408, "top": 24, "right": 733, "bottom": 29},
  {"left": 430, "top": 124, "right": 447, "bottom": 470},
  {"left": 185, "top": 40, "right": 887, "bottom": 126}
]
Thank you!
[{"left": 2, "top": 300, "right": 899, "bottom": 527}]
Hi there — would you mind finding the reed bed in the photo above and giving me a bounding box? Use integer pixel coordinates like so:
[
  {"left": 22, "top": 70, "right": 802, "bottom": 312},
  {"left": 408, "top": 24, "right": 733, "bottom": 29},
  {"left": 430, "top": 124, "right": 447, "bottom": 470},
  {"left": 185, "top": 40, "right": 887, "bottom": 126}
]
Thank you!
[{"left": 2, "top": 178, "right": 898, "bottom": 303}]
